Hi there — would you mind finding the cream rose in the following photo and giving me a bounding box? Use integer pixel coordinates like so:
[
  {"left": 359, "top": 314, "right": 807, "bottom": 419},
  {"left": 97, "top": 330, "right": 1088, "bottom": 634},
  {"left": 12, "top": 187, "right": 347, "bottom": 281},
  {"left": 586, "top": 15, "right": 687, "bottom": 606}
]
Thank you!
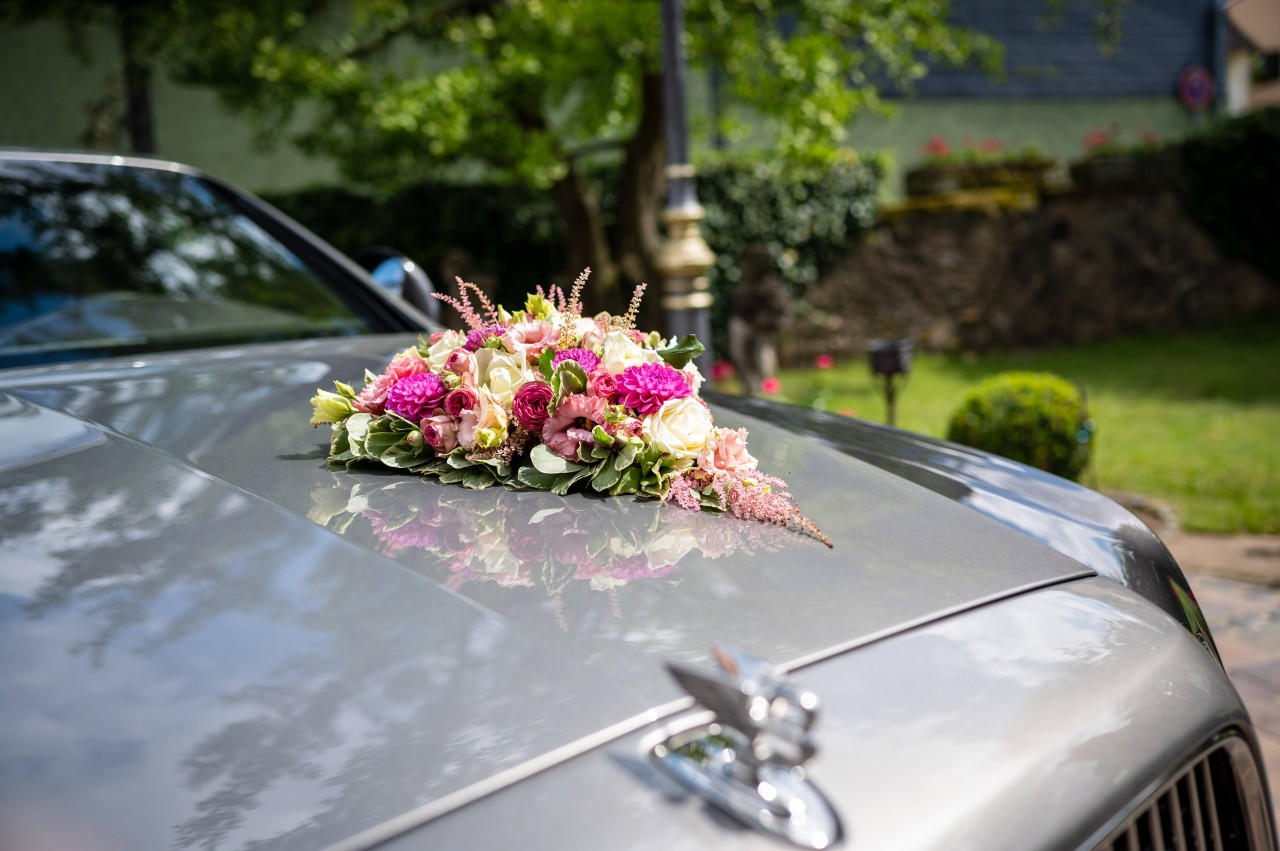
[
  {"left": 600, "top": 330, "right": 662, "bottom": 375},
  {"left": 473, "top": 347, "right": 530, "bottom": 407},
  {"left": 643, "top": 397, "right": 714, "bottom": 462},
  {"left": 424, "top": 330, "right": 467, "bottom": 371}
]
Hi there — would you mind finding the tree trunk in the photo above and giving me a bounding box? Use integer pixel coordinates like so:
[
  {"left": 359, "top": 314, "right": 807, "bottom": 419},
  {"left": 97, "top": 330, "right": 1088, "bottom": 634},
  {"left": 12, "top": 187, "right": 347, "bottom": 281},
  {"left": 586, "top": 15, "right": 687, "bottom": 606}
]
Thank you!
[
  {"left": 550, "top": 160, "right": 617, "bottom": 308},
  {"left": 615, "top": 72, "right": 667, "bottom": 329},
  {"left": 117, "top": 6, "right": 156, "bottom": 154}
]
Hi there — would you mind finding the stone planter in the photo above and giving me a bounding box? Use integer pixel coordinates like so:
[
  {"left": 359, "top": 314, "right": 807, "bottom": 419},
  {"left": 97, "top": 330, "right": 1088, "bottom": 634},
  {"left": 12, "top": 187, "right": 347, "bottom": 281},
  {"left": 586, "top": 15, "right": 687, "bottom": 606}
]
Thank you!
[
  {"left": 904, "top": 159, "right": 1060, "bottom": 197},
  {"left": 1070, "top": 150, "right": 1181, "bottom": 192}
]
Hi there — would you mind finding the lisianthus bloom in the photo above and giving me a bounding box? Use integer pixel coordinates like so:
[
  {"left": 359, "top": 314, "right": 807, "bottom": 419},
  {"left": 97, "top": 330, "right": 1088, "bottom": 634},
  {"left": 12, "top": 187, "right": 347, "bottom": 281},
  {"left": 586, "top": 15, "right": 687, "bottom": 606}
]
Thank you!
[
  {"left": 464, "top": 324, "right": 509, "bottom": 352},
  {"left": 643, "top": 396, "right": 713, "bottom": 462},
  {"left": 697, "top": 427, "right": 757, "bottom": 476},
  {"left": 511, "top": 381, "right": 554, "bottom": 432},
  {"left": 352, "top": 371, "right": 396, "bottom": 414},
  {"left": 443, "top": 386, "right": 478, "bottom": 417},
  {"left": 386, "top": 372, "right": 449, "bottom": 421},
  {"left": 458, "top": 387, "right": 509, "bottom": 450},
  {"left": 421, "top": 413, "right": 459, "bottom": 454},
  {"left": 586, "top": 369, "right": 617, "bottom": 401},
  {"left": 502, "top": 320, "right": 560, "bottom": 363},
  {"left": 553, "top": 347, "right": 601, "bottom": 375},
  {"left": 424, "top": 330, "right": 467, "bottom": 371},
  {"left": 616, "top": 362, "right": 692, "bottom": 415},
  {"left": 542, "top": 393, "right": 607, "bottom": 460}
]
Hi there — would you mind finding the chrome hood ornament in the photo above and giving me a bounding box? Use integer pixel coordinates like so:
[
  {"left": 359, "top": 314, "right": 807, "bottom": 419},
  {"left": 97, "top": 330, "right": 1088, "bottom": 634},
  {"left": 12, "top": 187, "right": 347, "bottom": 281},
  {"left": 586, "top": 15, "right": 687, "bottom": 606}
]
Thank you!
[{"left": 650, "top": 645, "right": 842, "bottom": 849}]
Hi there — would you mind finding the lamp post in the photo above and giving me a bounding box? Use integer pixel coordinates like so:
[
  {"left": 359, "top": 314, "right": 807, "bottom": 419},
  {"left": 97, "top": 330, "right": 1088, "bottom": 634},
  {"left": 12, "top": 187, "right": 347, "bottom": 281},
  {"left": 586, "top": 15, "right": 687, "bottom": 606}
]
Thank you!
[
  {"left": 657, "top": 0, "right": 715, "bottom": 373},
  {"left": 867, "top": 337, "right": 914, "bottom": 427}
]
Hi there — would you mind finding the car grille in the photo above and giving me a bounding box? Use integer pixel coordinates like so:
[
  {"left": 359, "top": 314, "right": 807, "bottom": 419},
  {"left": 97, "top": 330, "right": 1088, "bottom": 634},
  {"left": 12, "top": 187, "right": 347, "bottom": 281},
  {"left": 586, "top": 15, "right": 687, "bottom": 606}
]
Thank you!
[{"left": 1094, "top": 736, "right": 1275, "bottom": 851}]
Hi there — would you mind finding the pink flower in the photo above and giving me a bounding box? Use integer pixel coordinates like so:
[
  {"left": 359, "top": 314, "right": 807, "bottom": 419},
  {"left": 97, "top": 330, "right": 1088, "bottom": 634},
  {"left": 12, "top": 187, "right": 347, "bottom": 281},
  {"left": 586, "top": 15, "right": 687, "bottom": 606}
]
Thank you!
[
  {"left": 587, "top": 369, "right": 617, "bottom": 401},
  {"left": 1084, "top": 127, "right": 1112, "bottom": 150},
  {"left": 464, "top": 324, "right": 508, "bottom": 352},
  {"left": 605, "top": 417, "right": 644, "bottom": 440},
  {"left": 421, "top": 413, "right": 459, "bottom": 453},
  {"left": 352, "top": 371, "right": 396, "bottom": 414},
  {"left": 814, "top": 354, "right": 834, "bottom": 370},
  {"left": 541, "top": 393, "right": 607, "bottom": 460},
  {"left": 922, "top": 135, "right": 951, "bottom": 158},
  {"left": 698, "top": 427, "right": 758, "bottom": 476},
  {"left": 553, "top": 347, "right": 601, "bottom": 375},
  {"left": 615, "top": 362, "right": 692, "bottom": 415},
  {"left": 427, "top": 331, "right": 449, "bottom": 345},
  {"left": 502, "top": 320, "right": 560, "bottom": 363},
  {"left": 444, "top": 348, "right": 477, "bottom": 383},
  {"left": 386, "top": 372, "right": 449, "bottom": 421},
  {"left": 511, "top": 381, "right": 555, "bottom": 432},
  {"left": 761, "top": 377, "right": 781, "bottom": 395},
  {"left": 981, "top": 137, "right": 1000, "bottom": 154},
  {"left": 711, "top": 361, "right": 736, "bottom": 382},
  {"left": 443, "top": 386, "right": 478, "bottom": 417}
]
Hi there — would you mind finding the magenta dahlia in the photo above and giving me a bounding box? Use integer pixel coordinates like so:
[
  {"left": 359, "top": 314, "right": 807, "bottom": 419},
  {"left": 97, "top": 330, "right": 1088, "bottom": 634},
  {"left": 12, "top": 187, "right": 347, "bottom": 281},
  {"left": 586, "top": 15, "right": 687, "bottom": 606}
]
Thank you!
[
  {"left": 615, "top": 362, "right": 691, "bottom": 415},
  {"left": 553, "top": 347, "right": 601, "bottom": 374},
  {"left": 385, "top": 372, "right": 448, "bottom": 421}
]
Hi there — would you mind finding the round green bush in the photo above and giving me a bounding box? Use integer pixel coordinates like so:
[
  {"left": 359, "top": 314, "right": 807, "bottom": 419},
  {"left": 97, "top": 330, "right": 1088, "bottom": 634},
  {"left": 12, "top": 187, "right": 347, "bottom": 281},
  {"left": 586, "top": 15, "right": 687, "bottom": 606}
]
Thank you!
[{"left": 946, "top": 371, "right": 1093, "bottom": 481}]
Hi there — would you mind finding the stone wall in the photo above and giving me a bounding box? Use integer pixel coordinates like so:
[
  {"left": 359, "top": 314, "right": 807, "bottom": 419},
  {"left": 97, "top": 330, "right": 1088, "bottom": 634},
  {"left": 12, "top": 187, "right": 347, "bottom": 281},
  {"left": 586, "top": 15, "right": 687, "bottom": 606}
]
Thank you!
[{"left": 786, "top": 189, "right": 1279, "bottom": 362}]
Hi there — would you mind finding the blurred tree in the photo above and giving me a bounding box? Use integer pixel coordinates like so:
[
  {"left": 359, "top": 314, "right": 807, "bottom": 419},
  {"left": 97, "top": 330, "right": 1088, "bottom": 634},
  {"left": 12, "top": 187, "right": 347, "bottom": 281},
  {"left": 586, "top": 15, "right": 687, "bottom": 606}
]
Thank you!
[
  {"left": 161, "top": 0, "right": 1004, "bottom": 305},
  {"left": 0, "top": 0, "right": 169, "bottom": 153}
]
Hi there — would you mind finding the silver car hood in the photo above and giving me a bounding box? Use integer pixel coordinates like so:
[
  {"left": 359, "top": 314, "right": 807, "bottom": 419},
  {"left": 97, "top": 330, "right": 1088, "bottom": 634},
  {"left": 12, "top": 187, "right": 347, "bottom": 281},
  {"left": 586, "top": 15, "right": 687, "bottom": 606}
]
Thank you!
[{"left": 0, "top": 336, "right": 1091, "bottom": 851}]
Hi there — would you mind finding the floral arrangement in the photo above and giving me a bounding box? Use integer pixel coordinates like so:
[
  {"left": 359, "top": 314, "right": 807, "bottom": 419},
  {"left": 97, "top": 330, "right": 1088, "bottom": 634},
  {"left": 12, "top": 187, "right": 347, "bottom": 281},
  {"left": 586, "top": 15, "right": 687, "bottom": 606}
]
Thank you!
[
  {"left": 309, "top": 479, "right": 798, "bottom": 629},
  {"left": 310, "top": 271, "right": 829, "bottom": 546}
]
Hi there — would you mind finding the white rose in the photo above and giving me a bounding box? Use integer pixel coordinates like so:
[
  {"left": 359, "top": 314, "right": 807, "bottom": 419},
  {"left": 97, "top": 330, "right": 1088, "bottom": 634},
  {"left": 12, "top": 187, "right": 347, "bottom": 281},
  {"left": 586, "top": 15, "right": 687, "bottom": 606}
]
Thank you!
[
  {"left": 643, "top": 397, "right": 714, "bottom": 462},
  {"left": 600, "top": 330, "right": 662, "bottom": 375},
  {"left": 425, "top": 330, "right": 467, "bottom": 370},
  {"left": 474, "top": 347, "right": 530, "bottom": 408},
  {"left": 681, "top": 361, "right": 705, "bottom": 394}
]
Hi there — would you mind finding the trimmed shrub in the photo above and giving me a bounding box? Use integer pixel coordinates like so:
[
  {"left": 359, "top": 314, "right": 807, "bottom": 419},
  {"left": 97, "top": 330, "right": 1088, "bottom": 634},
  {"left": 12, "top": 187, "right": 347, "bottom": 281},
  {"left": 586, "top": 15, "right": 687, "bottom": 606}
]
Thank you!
[
  {"left": 1179, "top": 106, "right": 1280, "bottom": 286},
  {"left": 946, "top": 371, "right": 1093, "bottom": 481}
]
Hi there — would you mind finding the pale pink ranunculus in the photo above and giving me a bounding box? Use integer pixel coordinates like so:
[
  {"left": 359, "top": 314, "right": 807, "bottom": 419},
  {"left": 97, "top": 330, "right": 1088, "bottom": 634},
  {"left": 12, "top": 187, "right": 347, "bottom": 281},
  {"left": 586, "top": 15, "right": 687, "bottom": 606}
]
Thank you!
[
  {"left": 697, "top": 427, "right": 758, "bottom": 475},
  {"left": 443, "top": 347, "right": 477, "bottom": 383},
  {"left": 541, "top": 393, "right": 607, "bottom": 461},
  {"left": 501, "top": 320, "right": 561, "bottom": 363},
  {"left": 352, "top": 371, "right": 396, "bottom": 414},
  {"left": 421, "top": 414, "right": 459, "bottom": 454},
  {"left": 586, "top": 369, "right": 617, "bottom": 401}
]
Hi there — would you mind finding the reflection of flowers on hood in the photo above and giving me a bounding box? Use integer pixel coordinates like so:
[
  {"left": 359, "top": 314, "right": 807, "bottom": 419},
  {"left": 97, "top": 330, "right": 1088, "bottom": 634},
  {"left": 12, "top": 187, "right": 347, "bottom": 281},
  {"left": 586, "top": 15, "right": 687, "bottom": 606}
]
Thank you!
[
  {"left": 309, "top": 271, "right": 829, "bottom": 548},
  {"left": 309, "top": 479, "right": 801, "bottom": 629}
]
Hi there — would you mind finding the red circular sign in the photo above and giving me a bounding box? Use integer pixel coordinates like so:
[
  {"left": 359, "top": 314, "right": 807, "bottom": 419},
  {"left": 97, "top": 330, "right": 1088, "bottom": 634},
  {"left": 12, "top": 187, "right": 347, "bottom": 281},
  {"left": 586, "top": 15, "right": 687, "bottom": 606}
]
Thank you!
[{"left": 1177, "top": 66, "right": 1215, "bottom": 112}]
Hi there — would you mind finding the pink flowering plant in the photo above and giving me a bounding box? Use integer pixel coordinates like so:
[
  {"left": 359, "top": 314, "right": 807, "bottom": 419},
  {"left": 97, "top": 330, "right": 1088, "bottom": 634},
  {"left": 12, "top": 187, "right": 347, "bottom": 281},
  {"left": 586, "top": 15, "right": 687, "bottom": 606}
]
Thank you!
[{"left": 309, "top": 270, "right": 829, "bottom": 546}]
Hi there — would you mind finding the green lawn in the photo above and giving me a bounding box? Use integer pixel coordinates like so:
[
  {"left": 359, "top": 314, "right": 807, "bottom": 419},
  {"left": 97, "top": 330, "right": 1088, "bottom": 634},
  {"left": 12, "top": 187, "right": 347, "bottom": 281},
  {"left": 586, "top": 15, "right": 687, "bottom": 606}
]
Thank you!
[{"left": 740, "top": 321, "right": 1280, "bottom": 534}]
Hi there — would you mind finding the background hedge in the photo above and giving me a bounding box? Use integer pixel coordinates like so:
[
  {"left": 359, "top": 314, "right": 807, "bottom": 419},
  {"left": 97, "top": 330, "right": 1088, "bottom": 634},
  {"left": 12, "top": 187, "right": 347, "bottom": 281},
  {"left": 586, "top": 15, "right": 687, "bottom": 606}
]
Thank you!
[
  {"left": 262, "top": 151, "right": 884, "bottom": 353},
  {"left": 1179, "top": 106, "right": 1280, "bottom": 287}
]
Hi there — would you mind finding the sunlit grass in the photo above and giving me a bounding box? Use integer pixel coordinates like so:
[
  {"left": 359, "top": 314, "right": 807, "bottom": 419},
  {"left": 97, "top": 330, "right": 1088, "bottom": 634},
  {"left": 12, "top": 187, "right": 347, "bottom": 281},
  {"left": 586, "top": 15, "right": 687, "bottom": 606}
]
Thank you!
[{"left": 721, "top": 320, "right": 1280, "bottom": 533}]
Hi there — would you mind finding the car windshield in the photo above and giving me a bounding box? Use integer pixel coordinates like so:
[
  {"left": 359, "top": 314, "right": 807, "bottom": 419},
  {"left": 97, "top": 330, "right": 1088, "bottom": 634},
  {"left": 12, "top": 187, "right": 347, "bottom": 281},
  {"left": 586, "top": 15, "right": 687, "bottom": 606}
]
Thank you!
[{"left": 0, "top": 158, "right": 401, "bottom": 369}]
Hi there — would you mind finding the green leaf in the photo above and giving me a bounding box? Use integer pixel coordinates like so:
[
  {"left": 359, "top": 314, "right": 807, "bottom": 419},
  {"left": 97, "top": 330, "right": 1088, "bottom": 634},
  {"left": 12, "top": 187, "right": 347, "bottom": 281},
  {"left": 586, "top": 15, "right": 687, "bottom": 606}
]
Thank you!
[
  {"left": 530, "top": 443, "right": 583, "bottom": 475},
  {"left": 462, "top": 468, "right": 496, "bottom": 489},
  {"left": 517, "top": 466, "right": 559, "bottom": 490},
  {"left": 657, "top": 335, "right": 705, "bottom": 369},
  {"left": 550, "top": 361, "right": 587, "bottom": 406},
  {"left": 614, "top": 441, "right": 639, "bottom": 471},
  {"left": 590, "top": 463, "right": 621, "bottom": 492},
  {"left": 538, "top": 348, "right": 555, "bottom": 379},
  {"left": 610, "top": 465, "right": 642, "bottom": 496}
]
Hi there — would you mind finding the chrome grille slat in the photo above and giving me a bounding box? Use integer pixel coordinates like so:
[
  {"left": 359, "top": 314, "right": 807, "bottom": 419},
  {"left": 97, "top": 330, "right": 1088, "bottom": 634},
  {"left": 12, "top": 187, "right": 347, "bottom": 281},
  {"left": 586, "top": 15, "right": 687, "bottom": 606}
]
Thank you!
[{"left": 1092, "top": 736, "right": 1272, "bottom": 851}]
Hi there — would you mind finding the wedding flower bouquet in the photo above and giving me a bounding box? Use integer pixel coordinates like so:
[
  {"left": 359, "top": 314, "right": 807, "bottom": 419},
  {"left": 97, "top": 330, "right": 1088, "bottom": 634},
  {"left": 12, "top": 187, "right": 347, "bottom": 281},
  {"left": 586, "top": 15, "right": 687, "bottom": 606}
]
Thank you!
[{"left": 309, "top": 271, "right": 828, "bottom": 545}]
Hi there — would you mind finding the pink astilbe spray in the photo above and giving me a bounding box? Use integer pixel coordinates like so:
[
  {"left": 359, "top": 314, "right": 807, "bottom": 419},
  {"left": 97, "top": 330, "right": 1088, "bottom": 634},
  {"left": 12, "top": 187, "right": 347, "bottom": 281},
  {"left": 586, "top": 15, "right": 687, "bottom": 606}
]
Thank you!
[
  {"left": 432, "top": 278, "right": 487, "bottom": 331},
  {"left": 666, "top": 469, "right": 832, "bottom": 548}
]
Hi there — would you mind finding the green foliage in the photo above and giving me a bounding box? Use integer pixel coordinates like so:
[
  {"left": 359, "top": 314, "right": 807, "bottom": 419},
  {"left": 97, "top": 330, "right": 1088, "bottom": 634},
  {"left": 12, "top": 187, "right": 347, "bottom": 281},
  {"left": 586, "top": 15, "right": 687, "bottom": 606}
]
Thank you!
[
  {"left": 166, "top": 0, "right": 999, "bottom": 189},
  {"left": 946, "top": 371, "right": 1093, "bottom": 481},
  {"left": 696, "top": 150, "right": 884, "bottom": 352},
  {"left": 1179, "top": 106, "right": 1280, "bottom": 286}
]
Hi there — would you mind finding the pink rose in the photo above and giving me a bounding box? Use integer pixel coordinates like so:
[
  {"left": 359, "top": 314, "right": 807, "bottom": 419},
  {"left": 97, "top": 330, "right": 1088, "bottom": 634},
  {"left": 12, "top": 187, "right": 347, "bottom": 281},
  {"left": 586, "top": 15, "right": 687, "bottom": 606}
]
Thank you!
[
  {"left": 444, "top": 348, "right": 477, "bottom": 383},
  {"left": 387, "top": 350, "right": 431, "bottom": 380},
  {"left": 428, "top": 331, "right": 448, "bottom": 344},
  {"left": 541, "top": 393, "right": 607, "bottom": 461},
  {"left": 443, "top": 386, "right": 478, "bottom": 417},
  {"left": 352, "top": 371, "right": 395, "bottom": 414},
  {"left": 421, "top": 414, "right": 459, "bottom": 454},
  {"left": 511, "top": 381, "right": 555, "bottom": 433},
  {"left": 697, "top": 427, "right": 757, "bottom": 476},
  {"left": 586, "top": 369, "right": 617, "bottom": 401}
]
